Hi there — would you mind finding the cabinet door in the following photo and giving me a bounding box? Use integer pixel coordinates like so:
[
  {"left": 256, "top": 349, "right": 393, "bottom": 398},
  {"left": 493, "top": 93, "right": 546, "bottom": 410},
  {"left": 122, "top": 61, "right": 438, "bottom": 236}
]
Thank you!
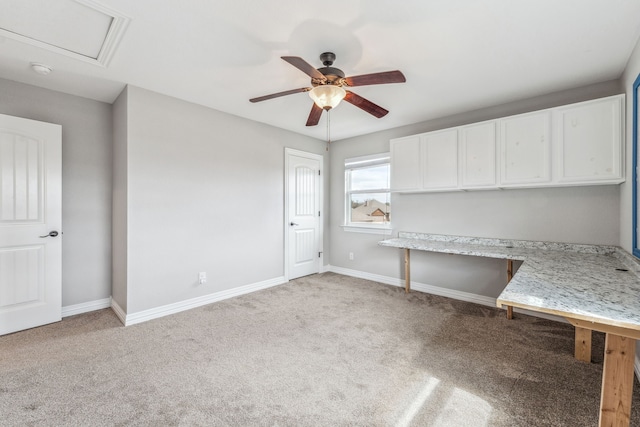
[
  {"left": 555, "top": 96, "right": 623, "bottom": 183},
  {"left": 422, "top": 129, "right": 458, "bottom": 189},
  {"left": 390, "top": 135, "right": 421, "bottom": 191},
  {"left": 500, "top": 111, "right": 551, "bottom": 186},
  {"left": 460, "top": 121, "right": 497, "bottom": 188}
]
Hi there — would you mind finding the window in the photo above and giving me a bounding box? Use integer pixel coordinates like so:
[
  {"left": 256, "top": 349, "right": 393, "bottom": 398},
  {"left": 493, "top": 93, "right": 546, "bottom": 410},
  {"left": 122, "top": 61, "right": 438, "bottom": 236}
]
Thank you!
[{"left": 344, "top": 153, "right": 391, "bottom": 234}]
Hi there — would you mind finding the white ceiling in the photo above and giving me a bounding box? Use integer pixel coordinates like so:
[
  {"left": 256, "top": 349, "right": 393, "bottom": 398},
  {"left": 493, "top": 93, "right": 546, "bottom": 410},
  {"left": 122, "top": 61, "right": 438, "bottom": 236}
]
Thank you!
[{"left": 1, "top": 0, "right": 640, "bottom": 141}]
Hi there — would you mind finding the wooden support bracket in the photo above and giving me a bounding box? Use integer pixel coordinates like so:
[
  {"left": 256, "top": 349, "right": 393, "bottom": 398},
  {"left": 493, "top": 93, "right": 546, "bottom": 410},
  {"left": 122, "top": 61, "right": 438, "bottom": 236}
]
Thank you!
[
  {"left": 404, "top": 248, "right": 410, "bottom": 293},
  {"left": 506, "top": 259, "right": 514, "bottom": 320},
  {"left": 574, "top": 326, "right": 592, "bottom": 363}
]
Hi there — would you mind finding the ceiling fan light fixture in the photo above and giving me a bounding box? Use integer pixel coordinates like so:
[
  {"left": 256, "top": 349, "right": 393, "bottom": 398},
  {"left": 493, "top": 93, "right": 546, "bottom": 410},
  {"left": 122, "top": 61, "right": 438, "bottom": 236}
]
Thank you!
[{"left": 309, "top": 85, "right": 346, "bottom": 110}]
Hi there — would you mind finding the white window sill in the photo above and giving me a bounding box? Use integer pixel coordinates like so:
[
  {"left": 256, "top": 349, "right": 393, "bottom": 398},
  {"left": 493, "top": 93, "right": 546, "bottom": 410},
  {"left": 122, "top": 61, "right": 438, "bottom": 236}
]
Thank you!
[{"left": 341, "top": 225, "right": 393, "bottom": 236}]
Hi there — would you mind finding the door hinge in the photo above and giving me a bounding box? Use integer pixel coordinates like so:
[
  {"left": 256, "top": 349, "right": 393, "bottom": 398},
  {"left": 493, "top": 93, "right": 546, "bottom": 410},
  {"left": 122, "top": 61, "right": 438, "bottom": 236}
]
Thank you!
[
  {"left": 318, "top": 251, "right": 323, "bottom": 258},
  {"left": 318, "top": 170, "right": 321, "bottom": 176},
  {"left": 318, "top": 211, "right": 321, "bottom": 217}
]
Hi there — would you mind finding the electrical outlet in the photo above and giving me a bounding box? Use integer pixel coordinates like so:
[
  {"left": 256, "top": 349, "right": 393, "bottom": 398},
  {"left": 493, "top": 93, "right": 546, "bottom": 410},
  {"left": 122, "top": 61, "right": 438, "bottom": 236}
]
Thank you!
[
  {"left": 349, "top": 252, "right": 354, "bottom": 261},
  {"left": 198, "top": 272, "right": 207, "bottom": 284}
]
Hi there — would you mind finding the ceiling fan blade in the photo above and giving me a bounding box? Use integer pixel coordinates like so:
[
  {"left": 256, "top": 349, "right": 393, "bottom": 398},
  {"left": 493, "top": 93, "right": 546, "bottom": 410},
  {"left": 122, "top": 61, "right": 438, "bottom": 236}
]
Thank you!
[
  {"left": 250, "top": 87, "right": 311, "bottom": 103},
  {"left": 306, "top": 103, "right": 323, "bottom": 126},
  {"left": 281, "top": 56, "right": 327, "bottom": 81},
  {"left": 343, "top": 70, "right": 406, "bottom": 87},
  {"left": 344, "top": 91, "right": 389, "bottom": 118}
]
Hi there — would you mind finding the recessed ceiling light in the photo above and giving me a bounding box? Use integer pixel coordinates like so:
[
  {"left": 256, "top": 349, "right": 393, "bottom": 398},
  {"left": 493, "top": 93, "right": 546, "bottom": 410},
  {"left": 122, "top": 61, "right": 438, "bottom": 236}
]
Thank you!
[{"left": 30, "top": 62, "right": 52, "bottom": 75}]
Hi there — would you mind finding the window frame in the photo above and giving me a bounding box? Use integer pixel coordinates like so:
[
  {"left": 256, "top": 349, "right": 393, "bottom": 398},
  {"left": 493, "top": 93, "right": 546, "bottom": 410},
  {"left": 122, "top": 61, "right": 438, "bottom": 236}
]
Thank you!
[{"left": 343, "top": 153, "right": 392, "bottom": 235}]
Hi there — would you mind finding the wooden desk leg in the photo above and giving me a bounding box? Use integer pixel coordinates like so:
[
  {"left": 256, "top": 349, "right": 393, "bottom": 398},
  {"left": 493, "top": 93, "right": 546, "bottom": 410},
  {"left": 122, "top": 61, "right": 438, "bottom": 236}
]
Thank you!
[
  {"left": 599, "top": 334, "right": 636, "bottom": 427},
  {"left": 506, "top": 259, "right": 514, "bottom": 320},
  {"left": 404, "top": 248, "right": 410, "bottom": 293},
  {"left": 574, "top": 327, "right": 592, "bottom": 363}
]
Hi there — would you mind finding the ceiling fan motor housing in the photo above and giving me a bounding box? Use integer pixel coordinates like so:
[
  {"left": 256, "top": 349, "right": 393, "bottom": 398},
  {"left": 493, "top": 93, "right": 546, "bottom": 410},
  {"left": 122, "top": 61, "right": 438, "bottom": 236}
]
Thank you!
[
  {"left": 313, "top": 67, "right": 345, "bottom": 86},
  {"left": 312, "top": 52, "right": 345, "bottom": 87}
]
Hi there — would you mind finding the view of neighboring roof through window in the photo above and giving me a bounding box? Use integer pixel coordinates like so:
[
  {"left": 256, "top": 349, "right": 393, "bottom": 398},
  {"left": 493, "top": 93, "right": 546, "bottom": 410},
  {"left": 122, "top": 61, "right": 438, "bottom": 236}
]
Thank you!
[{"left": 344, "top": 153, "right": 391, "bottom": 235}]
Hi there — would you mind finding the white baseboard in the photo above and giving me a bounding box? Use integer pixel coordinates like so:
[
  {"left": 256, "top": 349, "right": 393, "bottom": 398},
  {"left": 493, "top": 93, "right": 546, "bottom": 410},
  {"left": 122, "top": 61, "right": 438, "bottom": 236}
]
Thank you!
[
  {"left": 62, "top": 297, "right": 112, "bottom": 318},
  {"left": 327, "top": 264, "right": 495, "bottom": 305},
  {"left": 120, "top": 276, "right": 288, "bottom": 326},
  {"left": 324, "top": 265, "right": 565, "bottom": 323},
  {"left": 111, "top": 299, "right": 127, "bottom": 325}
]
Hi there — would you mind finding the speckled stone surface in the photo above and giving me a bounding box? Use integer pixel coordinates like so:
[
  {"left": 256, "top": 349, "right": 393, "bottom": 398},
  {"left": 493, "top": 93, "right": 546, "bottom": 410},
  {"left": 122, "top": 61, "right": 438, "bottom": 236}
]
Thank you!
[{"left": 379, "top": 232, "right": 640, "bottom": 331}]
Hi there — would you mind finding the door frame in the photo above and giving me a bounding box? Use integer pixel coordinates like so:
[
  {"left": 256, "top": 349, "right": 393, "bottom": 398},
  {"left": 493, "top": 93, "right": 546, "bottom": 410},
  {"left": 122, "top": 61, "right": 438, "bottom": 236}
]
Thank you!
[{"left": 284, "top": 148, "right": 324, "bottom": 281}]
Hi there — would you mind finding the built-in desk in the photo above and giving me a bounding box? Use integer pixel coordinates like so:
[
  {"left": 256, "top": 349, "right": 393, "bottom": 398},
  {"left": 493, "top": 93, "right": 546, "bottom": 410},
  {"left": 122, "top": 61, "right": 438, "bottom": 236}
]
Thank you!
[{"left": 379, "top": 232, "right": 640, "bottom": 427}]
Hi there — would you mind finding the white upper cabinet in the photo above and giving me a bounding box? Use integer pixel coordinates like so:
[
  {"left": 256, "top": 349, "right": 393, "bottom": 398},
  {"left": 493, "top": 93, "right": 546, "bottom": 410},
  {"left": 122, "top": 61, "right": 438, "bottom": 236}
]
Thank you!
[
  {"left": 555, "top": 96, "right": 623, "bottom": 184},
  {"left": 422, "top": 129, "right": 458, "bottom": 190},
  {"left": 389, "top": 94, "right": 624, "bottom": 193},
  {"left": 390, "top": 135, "right": 422, "bottom": 191},
  {"left": 460, "top": 121, "right": 497, "bottom": 188},
  {"left": 499, "top": 111, "right": 551, "bottom": 186}
]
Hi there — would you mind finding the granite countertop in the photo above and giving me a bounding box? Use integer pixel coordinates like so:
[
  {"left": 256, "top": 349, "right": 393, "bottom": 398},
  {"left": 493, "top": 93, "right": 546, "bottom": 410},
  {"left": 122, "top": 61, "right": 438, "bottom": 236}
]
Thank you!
[{"left": 379, "top": 232, "right": 640, "bottom": 331}]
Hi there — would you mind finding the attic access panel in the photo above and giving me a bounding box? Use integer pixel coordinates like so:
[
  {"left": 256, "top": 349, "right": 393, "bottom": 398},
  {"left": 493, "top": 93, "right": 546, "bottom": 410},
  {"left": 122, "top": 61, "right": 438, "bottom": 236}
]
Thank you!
[{"left": 0, "top": 0, "right": 129, "bottom": 67}]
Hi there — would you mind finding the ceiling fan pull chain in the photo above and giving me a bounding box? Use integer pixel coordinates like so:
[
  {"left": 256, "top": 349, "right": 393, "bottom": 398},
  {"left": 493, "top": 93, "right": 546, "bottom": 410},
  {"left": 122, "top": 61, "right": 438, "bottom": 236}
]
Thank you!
[{"left": 326, "top": 109, "right": 331, "bottom": 151}]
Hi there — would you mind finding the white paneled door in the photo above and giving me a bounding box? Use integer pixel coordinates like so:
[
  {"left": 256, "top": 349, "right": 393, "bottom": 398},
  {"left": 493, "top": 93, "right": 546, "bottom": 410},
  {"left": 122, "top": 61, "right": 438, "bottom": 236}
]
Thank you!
[
  {"left": 0, "top": 114, "right": 62, "bottom": 335},
  {"left": 286, "top": 149, "right": 321, "bottom": 280}
]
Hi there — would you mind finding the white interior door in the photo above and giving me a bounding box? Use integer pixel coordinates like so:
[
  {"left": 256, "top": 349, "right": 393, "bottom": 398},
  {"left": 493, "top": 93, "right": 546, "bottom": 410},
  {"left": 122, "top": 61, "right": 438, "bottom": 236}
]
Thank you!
[
  {"left": 286, "top": 149, "right": 321, "bottom": 280},
  {"left": 0, "top": 113, "right": 62, "bottom": 336}
]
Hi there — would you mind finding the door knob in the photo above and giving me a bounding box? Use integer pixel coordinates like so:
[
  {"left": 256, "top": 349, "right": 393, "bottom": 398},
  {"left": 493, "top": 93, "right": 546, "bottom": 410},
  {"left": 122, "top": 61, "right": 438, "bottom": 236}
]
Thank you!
[
  {"left": 290, "top": 222, "right": 299, "bottom": 226},
  {"left": 39, "top": 231, "right": 59, "bottom": 238}
]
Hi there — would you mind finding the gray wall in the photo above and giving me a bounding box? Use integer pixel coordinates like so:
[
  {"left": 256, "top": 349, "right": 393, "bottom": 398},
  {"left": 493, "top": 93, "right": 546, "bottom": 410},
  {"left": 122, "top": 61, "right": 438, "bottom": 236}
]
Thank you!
[
  {"left": 329, "top": 80, "right": 622, "bottom": 298},
  {"left": 118, "top": 86, "right": 328, "bottom": 314},
  {"left": 112, "top": 87, "right": 128, "bottom": 311},
  {"left": 0, "top": 78, "right": 113, "bottom": 307}
]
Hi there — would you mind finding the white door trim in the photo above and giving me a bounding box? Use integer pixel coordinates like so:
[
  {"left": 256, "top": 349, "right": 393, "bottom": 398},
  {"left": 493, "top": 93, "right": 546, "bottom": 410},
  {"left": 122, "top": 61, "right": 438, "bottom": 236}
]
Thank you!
[{"left": 284, "top": 148, "right": 323, "bottom": 281}]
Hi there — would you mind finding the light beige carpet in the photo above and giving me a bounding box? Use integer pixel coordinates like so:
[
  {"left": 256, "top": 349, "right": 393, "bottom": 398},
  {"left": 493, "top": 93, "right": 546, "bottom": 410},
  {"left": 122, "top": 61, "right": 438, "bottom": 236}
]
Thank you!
[{"left": 1, "top": 272, "right": 639, "bottom": 426}]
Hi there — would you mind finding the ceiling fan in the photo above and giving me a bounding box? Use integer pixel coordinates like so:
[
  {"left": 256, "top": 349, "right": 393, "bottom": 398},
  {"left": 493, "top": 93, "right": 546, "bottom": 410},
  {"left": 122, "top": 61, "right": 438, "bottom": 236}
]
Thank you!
[{"left": 250, "top": 52, "right": 406, "bottom": 126}]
